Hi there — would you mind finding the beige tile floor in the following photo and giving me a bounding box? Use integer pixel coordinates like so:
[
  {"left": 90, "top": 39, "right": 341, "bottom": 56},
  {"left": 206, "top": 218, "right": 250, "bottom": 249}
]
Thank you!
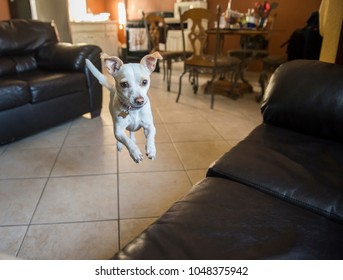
[{"left": 0, "top": 62, "right": 263, "bottom": 259}]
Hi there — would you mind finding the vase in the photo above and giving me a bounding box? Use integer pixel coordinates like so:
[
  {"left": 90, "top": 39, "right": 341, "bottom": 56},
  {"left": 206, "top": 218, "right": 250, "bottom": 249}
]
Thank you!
[{"left": 258, "top": 17, "right": 268, "bottom": 29}]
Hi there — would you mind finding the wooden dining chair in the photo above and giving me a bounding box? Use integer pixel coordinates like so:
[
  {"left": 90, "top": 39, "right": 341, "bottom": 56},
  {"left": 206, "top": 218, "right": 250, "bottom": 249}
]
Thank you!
[
  {"left": 144, "top": 13, "right": 192, "bottom": 91},
  {"left": 176, "top": 5, "right": 241, "bottom": 109}
]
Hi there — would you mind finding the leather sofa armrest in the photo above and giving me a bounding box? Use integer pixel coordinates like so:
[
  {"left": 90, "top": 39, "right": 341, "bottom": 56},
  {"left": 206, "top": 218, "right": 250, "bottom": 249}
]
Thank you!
[
  {"left": 261, "top": 60, "right": 343, "bottom": 142},
  {"left": 36, "top": 42, "right": 102, "bottom": 71}
]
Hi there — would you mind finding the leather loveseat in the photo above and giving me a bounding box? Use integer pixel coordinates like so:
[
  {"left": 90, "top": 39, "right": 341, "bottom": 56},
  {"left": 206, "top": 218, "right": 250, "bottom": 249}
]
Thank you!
[
  {"left": 113, "top": 60, "right": 343, "bottom": 259},
  {"left": 0, "top": 19, "right": 102, "bottom": 145}
]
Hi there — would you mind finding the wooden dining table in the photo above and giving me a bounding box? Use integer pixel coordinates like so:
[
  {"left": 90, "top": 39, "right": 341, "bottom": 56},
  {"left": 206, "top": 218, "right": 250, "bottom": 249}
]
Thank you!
[
  {"left": 207, "top": 28, "right": 272, "bottom": 98},
  {"left": 207, "top": 28, "right": 270, "bottom": 36}
]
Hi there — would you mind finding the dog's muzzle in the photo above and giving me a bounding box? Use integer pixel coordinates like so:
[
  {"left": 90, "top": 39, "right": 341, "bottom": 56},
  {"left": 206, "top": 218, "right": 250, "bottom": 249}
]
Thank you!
[
  {"left": 118, "top": 94, "right": 147, "bottom": 111},
  {"left": 135, "top": 97, "right": 145, "bottom": 106}
]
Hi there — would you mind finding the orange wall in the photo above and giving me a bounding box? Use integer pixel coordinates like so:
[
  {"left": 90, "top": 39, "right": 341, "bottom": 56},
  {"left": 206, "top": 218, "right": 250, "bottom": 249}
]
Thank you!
[
  {"left": 0, "top": 0, "right": 10, "bottom": 20},
  {"left": 126, "top": 0, "right": 174, "bottom": 20},
  {"left": 86, "top": 0, "right": 106, "bottom": 14},
  {"left": 106, "top": 0, "right": 118, "bottom": 21},
  {"left": 86, "top": 0, "right": 174, "bottom": 21},
  {"left": 85, "top": 0, "right": 117, "bottom": 19}
]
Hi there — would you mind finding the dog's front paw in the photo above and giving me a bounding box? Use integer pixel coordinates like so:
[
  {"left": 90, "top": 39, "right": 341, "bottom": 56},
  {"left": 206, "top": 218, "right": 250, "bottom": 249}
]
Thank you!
[
  {"left": 146, "top": 145, "right": 156, "bottom": 160},
  {"left": 130, "top": 148, "right": 144, "bottom": 163}
]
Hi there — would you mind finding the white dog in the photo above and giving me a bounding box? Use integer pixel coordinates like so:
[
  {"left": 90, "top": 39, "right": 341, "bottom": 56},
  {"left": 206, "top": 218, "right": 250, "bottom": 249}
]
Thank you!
[{"left": 85, "top": 52, "right": 162, "bottom": 163}]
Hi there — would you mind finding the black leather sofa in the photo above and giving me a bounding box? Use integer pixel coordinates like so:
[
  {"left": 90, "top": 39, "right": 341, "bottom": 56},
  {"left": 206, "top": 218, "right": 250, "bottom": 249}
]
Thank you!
[
  {"left": 0, "top": 19, "right": 102, "bottom": 145},
  {"left": 113, "top": 60, "right": 343, "bottom": 260}
]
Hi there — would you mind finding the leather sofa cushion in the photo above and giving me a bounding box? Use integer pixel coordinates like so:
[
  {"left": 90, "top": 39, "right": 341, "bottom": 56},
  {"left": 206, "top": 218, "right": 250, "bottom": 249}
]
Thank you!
[
  {"left": 262, "top": 60, "right": 343, "bottom": 142},
  {"left": 114, "top": 177, "right": 343, "bottom": 260},
  {"left": 0, "top": 55, "right": 38, "bottom": 76},
  {"left": 11, "top": 55, "right": 38, "bottom": 73},
  {"left": 0, "top": 19, "right": 57, "bottom": 55},
  {"left": 37, "top": 43, "right": 100, "bottom": 71},
  {"left": 17, "top": 71, "right": 87, "bottom": 103},
  {"left": 0, "top": 80, "right": 30, "bottom": 110},
  {"left": 0, "top": 57, "right": 16, "bottom": 76},
  {"left": 207, "top": 124, "right": 343, "bottom": 223}
]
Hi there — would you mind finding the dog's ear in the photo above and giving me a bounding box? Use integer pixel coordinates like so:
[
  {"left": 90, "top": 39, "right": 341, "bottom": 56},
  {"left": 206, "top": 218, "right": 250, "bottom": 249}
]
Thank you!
[
  {"left": 101, "top": 53, "right": 124, "bottom": 76},
  {"left": 140, "top": 52, "right": 163, "bottom": 73}
]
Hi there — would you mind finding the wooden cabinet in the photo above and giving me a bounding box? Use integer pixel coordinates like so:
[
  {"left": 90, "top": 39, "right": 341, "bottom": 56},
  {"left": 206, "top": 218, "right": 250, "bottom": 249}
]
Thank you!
[{"left": 70, "top": 21, "right": 118, "bottom": 56}]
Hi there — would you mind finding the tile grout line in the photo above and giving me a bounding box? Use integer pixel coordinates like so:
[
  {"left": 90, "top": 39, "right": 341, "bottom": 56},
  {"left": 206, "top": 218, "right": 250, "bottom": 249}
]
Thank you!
[
  {"left": 97, "top": 90, "right": 122, "bottom": 253},
  {"left": 155, "top": 108, "right": 194, "bottom": 187},
  {"left": 116, "top": 142, "right": 121, "bottom": 251},
  {"left": 15, "top": 121, "right": 73, "bottom": 258},
  {"left": 0, "top": 144, "right": 9, "bottom": 157}
]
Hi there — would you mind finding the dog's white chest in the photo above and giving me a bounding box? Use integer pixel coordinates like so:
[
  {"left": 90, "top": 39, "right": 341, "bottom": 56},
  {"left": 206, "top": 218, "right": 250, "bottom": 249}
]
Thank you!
[
  {"left": 125, "top": 113, "right": 143, "bottom": 131},
  {"left": 115, "top": 109, "right": 147, "bottom": 132}
]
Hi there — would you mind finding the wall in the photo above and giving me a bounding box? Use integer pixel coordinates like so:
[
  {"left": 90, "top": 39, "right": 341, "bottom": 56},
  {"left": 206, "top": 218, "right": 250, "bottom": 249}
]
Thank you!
[
  {"left": 126, "top": 0, "right": 174, "bottom": 20},
  {"left": 35, "top": 0, "right": 72, "bottom": 42},
  {"left": 86, "top": 0, "right": 174, "bottom": 21},
  {"left": 86, "top": 0, "right": 125, "bottom": 44},
  {"left": 86, "top": 0, "right": 106, "bottom": 14},
  {"left": 0, "top": 0, "right": 10, "bottom": 20},
  {"left": 86, "top": 0, "right": 119, "bottom": 20}
]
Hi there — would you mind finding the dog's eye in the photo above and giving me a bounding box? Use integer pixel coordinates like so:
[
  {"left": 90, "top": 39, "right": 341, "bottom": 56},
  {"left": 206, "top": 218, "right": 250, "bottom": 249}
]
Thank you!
[
  {"left": 141, "top": 79, "right": 148, "bottom": 86},
  {"left": 120, "top": 82, "right": 129, "bottom": 88}
]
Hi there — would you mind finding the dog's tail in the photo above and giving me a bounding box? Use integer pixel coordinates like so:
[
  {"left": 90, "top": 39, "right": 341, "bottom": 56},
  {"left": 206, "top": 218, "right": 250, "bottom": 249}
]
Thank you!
[{"left": 85, "top": 59, "right": 113, "bottom": 90}]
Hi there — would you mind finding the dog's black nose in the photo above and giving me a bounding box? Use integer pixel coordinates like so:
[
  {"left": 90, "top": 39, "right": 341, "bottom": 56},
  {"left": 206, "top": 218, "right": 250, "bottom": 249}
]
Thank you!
[{"left": 135, "top": 97, "right": 144, "bottom": 105}]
